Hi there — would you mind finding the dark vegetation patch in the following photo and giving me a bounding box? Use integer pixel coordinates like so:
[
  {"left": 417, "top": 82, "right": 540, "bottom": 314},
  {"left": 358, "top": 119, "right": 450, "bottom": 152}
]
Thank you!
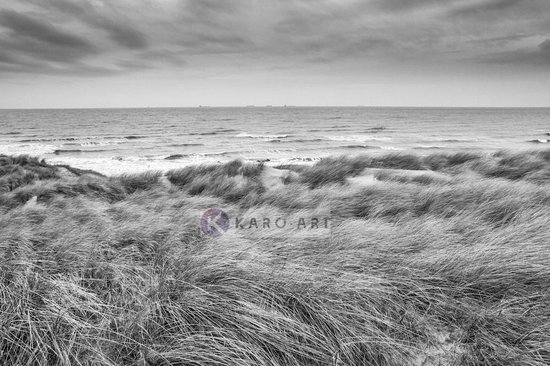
[
  {"left": 166, "top": 160, "right": 265, "bottom": 204},
  {"left": 113, "top": 171, "right": 163, "bottom": 194}
]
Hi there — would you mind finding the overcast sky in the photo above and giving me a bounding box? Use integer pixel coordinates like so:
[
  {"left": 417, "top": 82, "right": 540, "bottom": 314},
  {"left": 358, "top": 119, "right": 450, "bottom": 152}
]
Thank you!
[{"left": 0, "top": 0, "right": 549, "bottom": 108}]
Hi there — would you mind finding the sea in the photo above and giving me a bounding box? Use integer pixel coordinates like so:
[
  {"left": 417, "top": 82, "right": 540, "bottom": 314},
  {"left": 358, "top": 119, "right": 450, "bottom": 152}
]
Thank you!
[{"left": 1, "top": 107, "right": 549, "bottom": 175}]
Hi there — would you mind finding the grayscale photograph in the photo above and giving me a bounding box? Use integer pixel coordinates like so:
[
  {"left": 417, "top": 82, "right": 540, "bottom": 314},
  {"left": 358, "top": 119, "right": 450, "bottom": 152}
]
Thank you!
[{"left": 1, "top": 1, "right": 549, "bottom": 365}]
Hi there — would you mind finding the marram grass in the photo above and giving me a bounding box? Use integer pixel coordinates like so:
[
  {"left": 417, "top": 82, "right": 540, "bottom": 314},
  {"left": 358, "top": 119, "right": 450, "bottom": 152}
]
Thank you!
[{"left": 1, "top": 151, "right": 550, "bottom": 365}]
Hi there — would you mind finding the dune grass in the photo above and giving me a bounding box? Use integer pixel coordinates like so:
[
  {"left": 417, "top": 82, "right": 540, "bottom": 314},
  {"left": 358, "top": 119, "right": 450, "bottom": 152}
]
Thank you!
[{"left": 0, "top": 150, "right": 549, "bottom": 365}]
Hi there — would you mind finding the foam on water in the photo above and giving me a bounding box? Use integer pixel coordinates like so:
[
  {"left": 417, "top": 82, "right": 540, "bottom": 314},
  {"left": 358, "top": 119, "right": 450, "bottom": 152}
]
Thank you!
[{"left": 325, "top": 135, "right": 392, "bottom": 142}]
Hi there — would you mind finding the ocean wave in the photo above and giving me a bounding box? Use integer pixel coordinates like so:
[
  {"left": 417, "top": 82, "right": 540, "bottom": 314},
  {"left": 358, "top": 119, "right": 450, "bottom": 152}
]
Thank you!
[
  {"left": 54, "top": 149, "right": 112, "bottom": 155},
  {"left": 77, "top": 140, "right": 124, "bottom": 147},
  {"left": 281, "top": 138, "right": 324, "bottom": 143},
  {"left": 266, "top": 148, "right": 297, "bottom": 153},
  {"left": 19, "top": 137, "right": 77, "bottom": 143},
  {"left": 528, "top": 139, "right": 549, "bottom": 144},
  {"left": 297, "top": 138, "right": 324, "bottom": 143},
  {"left": 189, "top": 132, "right": 218, "bottom": 136},
  {"left": 235, "top": 133, "right": 290, "bottom": 141},
  {"left": 380, "top": 146, "right": 404, "bottom": 151},
  {"left": 54, "top": 149, "right": 83, "bottom": 155},
  {"left": 338, "top": 145, "right": 381, "bottom": 150},
  {"left": 19, "top": 136, "right": 125, "bottom": 146},
  {"left": 414, "top": 145, "right": 444, "bottom": 150},
  {"left": 326, "top": 135, "right": 391, "bottom": 143},
  {"left": 163, "top": 152, "right": 230, "bottom": 160},
  {"left": 427, "top": 138, "right": 477, "bottom": 143},
  {"left": 124, "top": 135, "right": 147, "bottom": 140},
  {"left": 440, "top": 139, "right": 473, "bottom": 143},
  {"left": 366, "top": 126, "right": 387, "bottom": 132},
  {"left": 315, "top": 145, "right": 382, "bottom": 150},
  {"left": 306, "top": 128, "right": 352, "bottom": 132},
  {"left": 164, "top": 154, "right": 188, "bottom": 160},
  {"left": 0, "top": 144, "right": 58, "bottom": 155},
  {"left": 167, "top": 143, "right": 204, "bottom": 147}
]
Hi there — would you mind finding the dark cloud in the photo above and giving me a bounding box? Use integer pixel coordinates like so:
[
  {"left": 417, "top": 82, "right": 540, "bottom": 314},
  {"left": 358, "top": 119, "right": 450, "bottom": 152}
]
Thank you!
[
  {"left": 175, "top": 0, "right": 255, "bottom": 55},
  {"left": 177, "top": 33, "right": 254, "bottom": 55},
  {"left": 371, "top": 0, "right": 454, "bottom": 12},
  {"left": 449, "top": 0, "right": 523, "bottom": 17},
  {"left": 540, "top": 39, "right": 550, "bottom": 51},
  {"left": 0, "top": 2, "right": 152, "bottom": 77},
  {"left": 0, "top": 8, "right": 100, "bottom": 75},
  {"left": 0, "top": 0, "right": 549, "bottom": 79},
  {"left": 0, "top": 49, "right": 20, "bottom": 65},
  {"left": 33, "top": 0, "right": 148, "bottom": 49},
  {"left": 84, "top": 15, "right": 148, "bottom": 50},
  {"left": 0, "top": 54, "right": 119, "bottom": 77},
  {"left": 0, "top": 9, "right": 93, "bottom": 50},
  {"left": 0, "top": 37, "right": 93, "bottom": 64},
  {"left": 467, "top": 34, "right": 531, "bottom": 45},
  {"left": 478, "top": 39, "right": 550, "bottom": 66},
  {"left": 181, "top": 0, "right": 245, "bottom": 23},
  {"left": 103, "top": 23, "right": 148, "bottom": 50}
]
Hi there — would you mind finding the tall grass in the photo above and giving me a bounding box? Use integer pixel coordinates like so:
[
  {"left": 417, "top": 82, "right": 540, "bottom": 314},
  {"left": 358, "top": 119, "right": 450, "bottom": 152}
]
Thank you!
[{"left": 1, "top": 151, "right": 549, "bottom": 365}]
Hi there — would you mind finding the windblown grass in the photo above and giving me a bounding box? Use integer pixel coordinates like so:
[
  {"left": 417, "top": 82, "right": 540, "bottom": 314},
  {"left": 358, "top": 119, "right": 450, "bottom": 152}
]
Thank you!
[{"left": 1, "top": 150, "right": 549, "bottom": 365}]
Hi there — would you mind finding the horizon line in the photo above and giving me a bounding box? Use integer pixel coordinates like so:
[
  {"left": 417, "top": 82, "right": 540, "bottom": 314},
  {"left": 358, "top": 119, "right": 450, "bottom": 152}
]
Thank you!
[{"left": 2, "top": 105, "right": 550, "bottom": 110}]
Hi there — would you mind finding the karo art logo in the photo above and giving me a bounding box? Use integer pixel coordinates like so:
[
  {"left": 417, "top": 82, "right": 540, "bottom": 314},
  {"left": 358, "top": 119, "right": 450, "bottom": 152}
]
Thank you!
[
  {"left": 200, "top": 207, "right": 332, "bottom": 238},
  {"left": 200, "top": 208, "right": 230, "bottom": 237}
]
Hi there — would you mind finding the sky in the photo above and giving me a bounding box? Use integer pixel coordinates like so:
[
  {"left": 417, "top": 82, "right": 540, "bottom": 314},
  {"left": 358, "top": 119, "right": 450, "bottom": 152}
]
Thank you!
[{"left": 0, "top": 0, "right": 549, "bottom": 108}]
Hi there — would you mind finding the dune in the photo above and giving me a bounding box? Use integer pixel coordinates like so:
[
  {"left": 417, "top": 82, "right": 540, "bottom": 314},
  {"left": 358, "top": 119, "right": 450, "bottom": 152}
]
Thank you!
[{"left": 1, "top": 151, "right": 549, "bottom": 365}]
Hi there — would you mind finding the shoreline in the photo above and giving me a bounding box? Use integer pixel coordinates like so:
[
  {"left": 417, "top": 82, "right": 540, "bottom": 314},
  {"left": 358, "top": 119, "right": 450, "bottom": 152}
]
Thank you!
[{"left": 38, "top": 146, "right": 540, "bottom": 176}]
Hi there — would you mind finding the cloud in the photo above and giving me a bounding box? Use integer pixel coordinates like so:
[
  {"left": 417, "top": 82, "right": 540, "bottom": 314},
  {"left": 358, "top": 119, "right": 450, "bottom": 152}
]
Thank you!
[
  {"left": 540, "top": 39, "right": 550, "bottom": 51},
  {"left": 467, "top": 34, "right": 531, "bottom": 45},
  {"left": 0, "top": 52, "right": 119, "bottom": 76},
  {"left": 0, "top": 8, "right": 102, "bottom": 75},
  {"left": 0, "top": 51, "right": 17, "bottom": 64},
  {"left": 38, "top": 0, "right": 148, "bottom": 49},
  {"left": 371, "top": 0, "right": 454, "bottom": 13},
  {"left": 177, "top": 33, "right": 254, "bottom": 55},
  {"left": 0, "top": 0, "right": 549, "bottom": 79},
  {"left": 95, "top": 19, "right": 148, "bottom": 50},
  {"left": 0, "top": 9, "right": 94, "bottom": 51},
  {"left": 0, "top": 3, "right": 153, "bottom": 77},
  {"left": 478, "top": 39, "right": 550, "bottom": 66},
  {"left": 138, "top": 49, "right": 187, "bottom": 67},
  {"left": 448, "top": 0, "right": 522, "bottom": 17}
]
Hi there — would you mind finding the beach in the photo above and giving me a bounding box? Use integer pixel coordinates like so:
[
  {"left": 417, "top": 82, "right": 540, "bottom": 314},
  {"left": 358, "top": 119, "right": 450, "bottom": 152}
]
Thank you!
[
  {"left": 1, "top": 107, "right": 550, "bottom": 175},
  {"left": 1, "top": 150, "right": 549, "bottom": 365}
]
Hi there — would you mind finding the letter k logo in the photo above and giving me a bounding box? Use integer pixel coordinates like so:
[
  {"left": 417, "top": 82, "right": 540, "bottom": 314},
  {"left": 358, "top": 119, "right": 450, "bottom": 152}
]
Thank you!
[{"left": 200, "top": 208, "right": 230, "bottom": 237}]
